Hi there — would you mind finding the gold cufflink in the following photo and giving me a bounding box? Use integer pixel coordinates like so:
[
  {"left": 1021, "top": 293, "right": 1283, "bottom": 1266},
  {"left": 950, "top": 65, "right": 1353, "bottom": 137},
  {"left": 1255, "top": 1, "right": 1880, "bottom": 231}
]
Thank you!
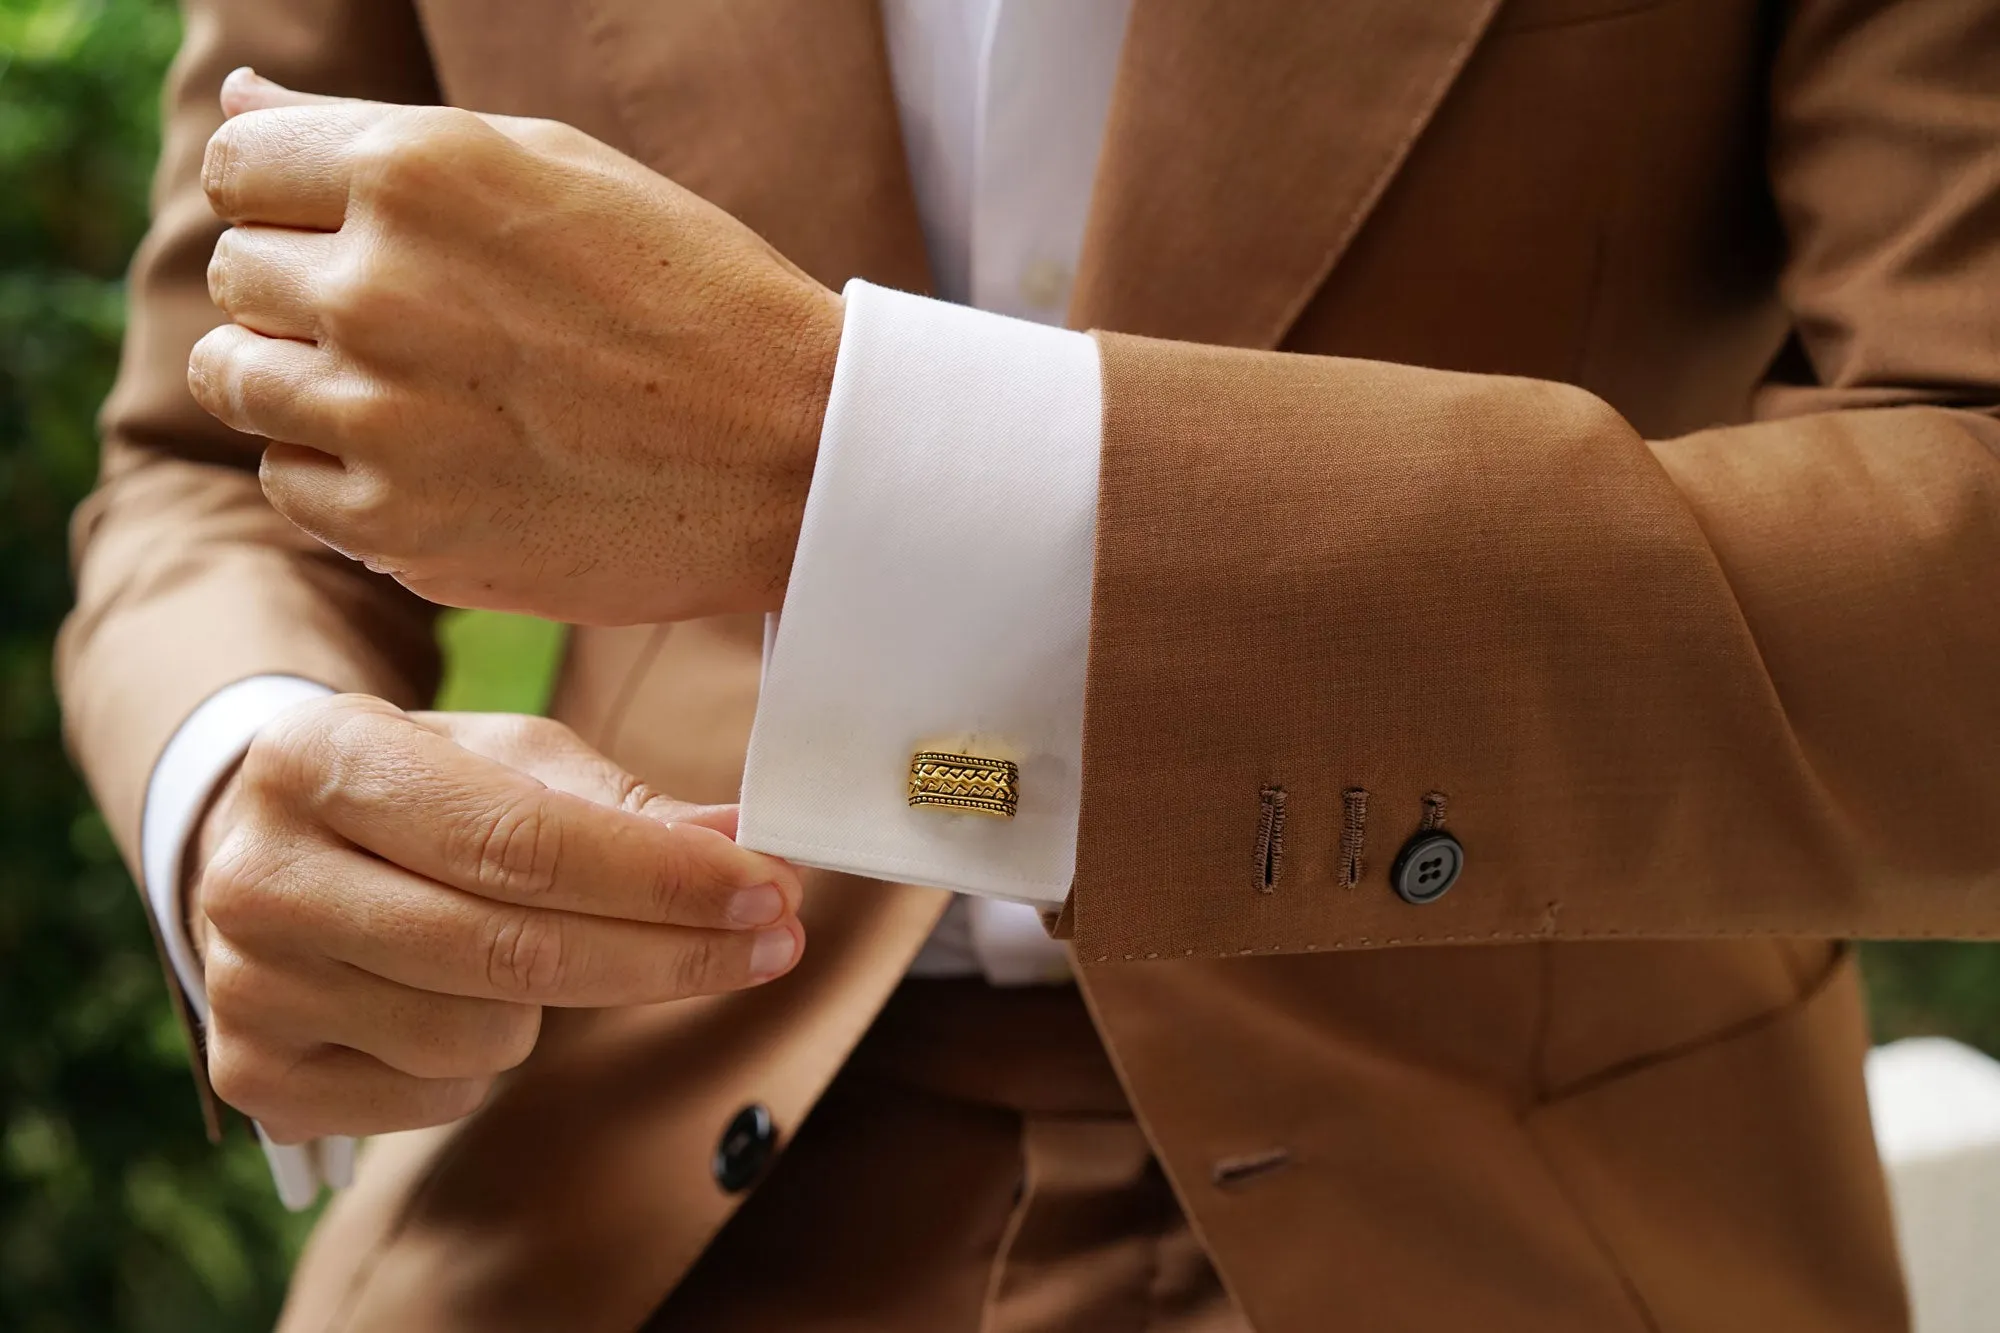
[{"left": 909, "top": 751, "right": 1019, "bottom": 818}]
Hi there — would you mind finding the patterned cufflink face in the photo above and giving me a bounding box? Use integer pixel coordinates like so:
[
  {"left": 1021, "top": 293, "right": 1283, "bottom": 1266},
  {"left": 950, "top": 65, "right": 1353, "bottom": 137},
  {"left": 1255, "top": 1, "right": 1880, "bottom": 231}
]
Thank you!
[{"left": 908, "top": 751, "right": 1019, "bottom": 818}]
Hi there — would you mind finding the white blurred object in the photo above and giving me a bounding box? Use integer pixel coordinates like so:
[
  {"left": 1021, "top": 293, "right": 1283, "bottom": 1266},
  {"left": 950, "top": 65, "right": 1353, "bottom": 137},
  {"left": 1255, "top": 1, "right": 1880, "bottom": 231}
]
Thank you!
[{"left": 1867, "top": 1038, "right": 2000, "bottom": 1333}]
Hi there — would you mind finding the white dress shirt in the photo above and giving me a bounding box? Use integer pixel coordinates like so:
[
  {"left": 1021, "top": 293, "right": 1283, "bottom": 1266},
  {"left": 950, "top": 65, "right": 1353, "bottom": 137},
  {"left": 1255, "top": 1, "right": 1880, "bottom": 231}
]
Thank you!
[
  {"left": 742, "top": 0, "right": 1130, "bottom": 972},
  {"left": 140, "top": 0, "right": 1127, "bottom": 1203}
]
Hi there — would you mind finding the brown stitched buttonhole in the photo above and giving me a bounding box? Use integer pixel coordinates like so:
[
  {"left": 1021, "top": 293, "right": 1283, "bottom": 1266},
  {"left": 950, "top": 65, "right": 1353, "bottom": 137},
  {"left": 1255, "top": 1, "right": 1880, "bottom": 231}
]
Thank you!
[
  {"left": 1421, "top": 790, "right": 1449, "bottom": 832},
  {"left": 1338, "top": 787, "right": 1369, "bottom": 888},
  {"left": 1255, "top": 785, "right": 1287, "bottom": 893},
  {"left": 1212, "top": 1147, "right": 1293, "bottom": 1189}
]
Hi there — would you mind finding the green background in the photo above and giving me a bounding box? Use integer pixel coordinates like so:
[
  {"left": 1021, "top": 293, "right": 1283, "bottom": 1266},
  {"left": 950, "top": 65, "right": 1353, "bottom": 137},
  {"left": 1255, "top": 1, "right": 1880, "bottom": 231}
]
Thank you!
[{"left": 0, "top": 1, "right": 1991, "bottom": 1327}]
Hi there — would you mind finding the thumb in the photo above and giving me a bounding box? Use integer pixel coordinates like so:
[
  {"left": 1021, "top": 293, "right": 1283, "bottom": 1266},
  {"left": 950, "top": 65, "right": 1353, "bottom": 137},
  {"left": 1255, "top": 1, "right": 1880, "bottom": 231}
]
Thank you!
[
  {"left": 220, "top": 67, "right": 353, "bottom": 118},
  {"left": 410, "top": 711, "right": 745, "bottom": 839}
]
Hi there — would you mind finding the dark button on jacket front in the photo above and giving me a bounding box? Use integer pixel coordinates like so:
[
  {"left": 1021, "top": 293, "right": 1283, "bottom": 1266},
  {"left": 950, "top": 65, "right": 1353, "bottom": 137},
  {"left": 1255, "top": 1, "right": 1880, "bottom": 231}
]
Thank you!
[
  {"left": 712, "top": 1103, "right": 777, "bottom": 1193},
  {"left": 1391, "top": 832, "right": 1463, "bottom": 905}
]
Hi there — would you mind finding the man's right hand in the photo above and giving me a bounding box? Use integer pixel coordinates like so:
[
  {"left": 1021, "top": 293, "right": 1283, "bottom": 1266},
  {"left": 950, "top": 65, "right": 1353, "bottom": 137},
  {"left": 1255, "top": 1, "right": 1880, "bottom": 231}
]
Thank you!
[{"left": 185, "top": 694, "right": 804, "bottom": 1143}]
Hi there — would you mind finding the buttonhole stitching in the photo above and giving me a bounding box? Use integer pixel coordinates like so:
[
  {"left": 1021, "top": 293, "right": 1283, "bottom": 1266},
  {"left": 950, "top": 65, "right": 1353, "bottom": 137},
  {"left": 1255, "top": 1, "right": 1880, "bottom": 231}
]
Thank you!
[
  {"left": 1255, "top": 786, "right": 1286, "bottom": 893},
  {"left": 1338, "top": 787, "right": 1369, "bottom": 888},
  {"left": 1420, "top": 790, "right": 1449, "bottom": 832}
]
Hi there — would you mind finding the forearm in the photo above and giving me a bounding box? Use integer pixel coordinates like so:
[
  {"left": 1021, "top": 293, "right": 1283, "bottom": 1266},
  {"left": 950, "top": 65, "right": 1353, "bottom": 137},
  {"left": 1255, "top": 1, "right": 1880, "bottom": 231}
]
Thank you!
[
  {"left": 1067, "top": 334, "right": 2000, "bottom": 960},
  {"left": 1068, "top": 0, "right": 2000, "bottom": 960}
]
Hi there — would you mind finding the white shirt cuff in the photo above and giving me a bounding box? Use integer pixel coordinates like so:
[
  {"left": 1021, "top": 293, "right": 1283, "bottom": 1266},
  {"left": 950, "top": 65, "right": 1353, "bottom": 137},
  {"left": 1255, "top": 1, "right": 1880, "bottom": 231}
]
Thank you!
[
  {"left": 140, "top": 674, "right": 348, "bottom": 1209},
  {"left": 141, "top": 675, "right": 336, "bottom": 1016},
  {"left": 738, "top": 279, "right": 1101, "bottom": 906}
]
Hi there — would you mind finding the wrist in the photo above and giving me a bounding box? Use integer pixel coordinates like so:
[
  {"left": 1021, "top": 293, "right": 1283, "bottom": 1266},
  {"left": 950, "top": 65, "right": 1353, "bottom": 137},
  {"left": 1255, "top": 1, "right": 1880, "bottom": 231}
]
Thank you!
[{"left": 755, "top": 284, "right": 844, "bottom": 611}]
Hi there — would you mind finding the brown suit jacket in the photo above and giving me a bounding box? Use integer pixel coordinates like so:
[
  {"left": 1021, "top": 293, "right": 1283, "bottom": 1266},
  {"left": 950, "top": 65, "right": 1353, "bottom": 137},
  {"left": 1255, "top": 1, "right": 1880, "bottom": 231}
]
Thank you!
[{"left": 58, "top": 0, "right": 2000, "bottom": 1328}]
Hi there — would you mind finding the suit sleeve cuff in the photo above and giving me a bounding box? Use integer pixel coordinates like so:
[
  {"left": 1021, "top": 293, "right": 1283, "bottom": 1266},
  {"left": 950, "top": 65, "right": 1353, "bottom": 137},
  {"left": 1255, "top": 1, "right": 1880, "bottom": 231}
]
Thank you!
[{"left": 737, "top": 279, "right": 1102, "bottom": 905}]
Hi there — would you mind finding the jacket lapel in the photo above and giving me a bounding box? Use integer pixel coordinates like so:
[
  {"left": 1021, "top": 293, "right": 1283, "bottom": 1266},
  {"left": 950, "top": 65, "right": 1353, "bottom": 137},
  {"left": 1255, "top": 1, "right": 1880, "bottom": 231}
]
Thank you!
[
  {"left": 1070, "top": 0, "right": 1506, "bottom": 348},
  {"left": 581, "top": 0, "right": 933, "bottom": 295},
  {"left": 583, "top": 0, "right": 1499, "bottom": 349}
]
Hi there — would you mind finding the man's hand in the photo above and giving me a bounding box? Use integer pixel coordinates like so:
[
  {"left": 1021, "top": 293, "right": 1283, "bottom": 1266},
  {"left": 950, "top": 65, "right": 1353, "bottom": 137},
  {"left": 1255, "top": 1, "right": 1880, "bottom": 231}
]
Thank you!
[
  {"left": 188, "top": 69, "right": 843, "bottom": 627},
  {"left": 187, "top": 694, "right": 805, "bottom": 1143}
]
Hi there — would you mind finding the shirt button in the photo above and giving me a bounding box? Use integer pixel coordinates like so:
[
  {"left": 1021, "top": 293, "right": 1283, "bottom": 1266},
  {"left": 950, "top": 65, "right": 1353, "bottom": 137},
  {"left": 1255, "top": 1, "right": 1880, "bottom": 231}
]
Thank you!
[
  {"left": 712, "top": 1103, "right": 777, "bottom": 1193},
  {"left": 1017, "top": 257, "right": 1072, "bottom": 312},
  {"left": 1391, "top": 832, "right": 1464, "bottom": 905}
]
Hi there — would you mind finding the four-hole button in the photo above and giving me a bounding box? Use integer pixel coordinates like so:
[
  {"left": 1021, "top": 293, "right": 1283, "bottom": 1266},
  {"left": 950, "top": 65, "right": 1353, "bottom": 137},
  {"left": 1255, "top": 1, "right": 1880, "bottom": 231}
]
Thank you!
[{"left": 1391, "top": 832, "right": 1464, "bottom": 905}]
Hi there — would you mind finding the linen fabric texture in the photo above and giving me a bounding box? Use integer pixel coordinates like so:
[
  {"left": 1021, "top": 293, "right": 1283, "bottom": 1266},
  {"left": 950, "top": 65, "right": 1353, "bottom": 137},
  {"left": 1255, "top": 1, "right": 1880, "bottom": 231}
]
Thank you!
[{"left": 55, "top": 0, "right": 2000, "bottom": 1328}]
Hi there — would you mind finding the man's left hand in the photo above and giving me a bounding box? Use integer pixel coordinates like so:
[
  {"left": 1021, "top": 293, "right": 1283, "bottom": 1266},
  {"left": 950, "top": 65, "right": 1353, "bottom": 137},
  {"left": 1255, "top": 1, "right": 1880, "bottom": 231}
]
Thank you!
[{"left": 190, "top": 69, "right": 843, "bottom": 626}]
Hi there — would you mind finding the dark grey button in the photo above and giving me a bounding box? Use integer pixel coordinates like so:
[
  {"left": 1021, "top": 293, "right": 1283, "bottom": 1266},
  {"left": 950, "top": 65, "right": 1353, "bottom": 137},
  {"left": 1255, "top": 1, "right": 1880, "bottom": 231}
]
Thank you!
[
  {"left": 712, "top": 1103, "right": 777, "bottom": 1193},
  {"left": 1391, "top": 832, "right": 1463, "bottom": 905}
]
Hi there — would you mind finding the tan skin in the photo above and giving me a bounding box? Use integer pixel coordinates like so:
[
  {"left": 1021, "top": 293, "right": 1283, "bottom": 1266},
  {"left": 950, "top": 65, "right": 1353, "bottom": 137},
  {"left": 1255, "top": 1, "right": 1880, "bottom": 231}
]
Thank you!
[
  {"left": 188, "top": 698, "right": 807, "bottom": 1144},
  {"left": 190, "top": 70, "right": 843, "bottom": 626},
  {"left": 182, "top": 71, "right": 841, "bottom": 1141}
]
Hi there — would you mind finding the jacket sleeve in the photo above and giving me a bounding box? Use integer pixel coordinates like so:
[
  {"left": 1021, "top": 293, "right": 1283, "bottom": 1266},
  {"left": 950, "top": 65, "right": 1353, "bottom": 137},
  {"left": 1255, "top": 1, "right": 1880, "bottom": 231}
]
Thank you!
[
  {"left": 1065, "top": 0, "right": 2000, "bottom": 963},
  {"left": 55, "top": 0, "right": 445, "bottom": 1131}
]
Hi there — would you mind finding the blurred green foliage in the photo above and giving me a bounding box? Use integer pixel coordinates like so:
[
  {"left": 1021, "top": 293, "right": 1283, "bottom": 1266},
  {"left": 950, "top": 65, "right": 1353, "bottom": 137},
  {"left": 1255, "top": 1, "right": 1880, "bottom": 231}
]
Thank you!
[
  {"left": 1864, "top": 942, "right": 2000, "bottom": 1060},
  {"left": 0, "top": 3, "right": 558, "bottom": 1327},
  {"left": 435, "top": 609, "right": 566, "bottom": 715},
  {"left": 0, "top": 5, "right": 319, "bottom": 1329},
  {"left": 0, "top": 0, "right": 1992, "bottom": 1328}
]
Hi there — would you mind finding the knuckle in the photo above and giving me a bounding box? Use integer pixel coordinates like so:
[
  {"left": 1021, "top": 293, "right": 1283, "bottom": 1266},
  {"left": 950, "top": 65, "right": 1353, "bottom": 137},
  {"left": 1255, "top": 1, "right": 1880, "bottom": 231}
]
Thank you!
[
  {"left": 351, "top": 108, "right": 485, "bottom": 207},
  {"left": 206, "top": 231, "right": 239, "bottom": 310},
  {"left": 239, "top": 713, "right": 306, "bottom": 796},
  {"left": 483, "top": 907, "right": 570, "bottom": 1000},
  {"left": 206, "top": 1031, "right": 282, "bottom": 1118},
  {"left": 508, "top": 116, "right": 578, "bottom": 156},
  {"left": 246, "top": 695, "right": 402, "bottom": 821},
  {"left": 197, "top": 826, "right": 278, "bottom": 938},
  {"left": 198, "top": 939, "right": 258, "bottom": 1016},
  {"left": 347, "top": 130, "right": 421, "bottom": 207},
  {"left": 311, "top": 704, "right": 407, "bottom": 809},
  {"left": 312, "top": 254, "right": 410, "bottom": 351},
  {"left": 662, "top": 935, "right": 729, "bottom": 998},
  {"left": 243, "top": 733, "right": 319, "bottom": 819},
  {"left": 512, "top": 117, "right": 560, "bottom": 149},
  {"left": 639, "top": 826, "right": 696, "bottom": 921},
  {"left": 328, "top": 461, "right": 401, "bottom": 541},
  {"left": 470, "top": 794, "right": 562, "bottom": 900},
  {"left": 613, "top": 772, "right": 669, "bottom": 821},
  {"left": 185, "top": 331, "right": 219, "bottom": 403},
  {"left": 201, "top": 126, "right": 239, "bottom": 214},
  {"left": 278, "top": 381, "right": 398, "bottom": 479},
  {"left": 240, "top": 702, "right": 342, "bottom": 813},
  {"left": 186, "top": 327, "right": 243, "bottom": 421},
  {"left": 197, "top": 334, "right": 264, "bottom": 430},
  {"left": 312, "top": 263, "right": 378, "bottom": 341},
  {"left": 425, "top": 105, "right": 499, "bottom": 147}
]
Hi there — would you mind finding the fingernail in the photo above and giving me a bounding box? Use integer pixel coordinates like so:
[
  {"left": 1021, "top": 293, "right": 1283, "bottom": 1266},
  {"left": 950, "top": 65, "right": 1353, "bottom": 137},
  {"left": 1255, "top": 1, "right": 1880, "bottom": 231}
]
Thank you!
[
  {"left": 749, "top": 927, "right": 798, "bottom": 980},
  {"left": 727, "top": 884, "right": 785, "bottom": 928}
]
